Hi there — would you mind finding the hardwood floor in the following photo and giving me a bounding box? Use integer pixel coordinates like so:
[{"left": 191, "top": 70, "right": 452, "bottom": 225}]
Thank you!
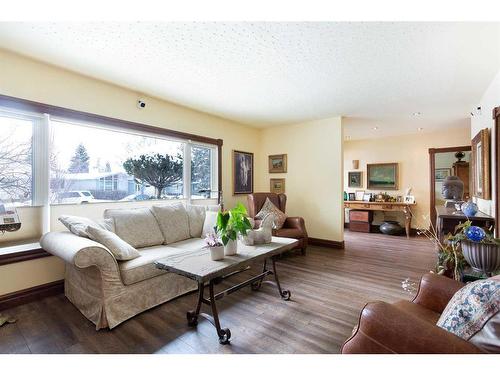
[{"left": 0, "top": 231, "right": 436, "bottom": 354}]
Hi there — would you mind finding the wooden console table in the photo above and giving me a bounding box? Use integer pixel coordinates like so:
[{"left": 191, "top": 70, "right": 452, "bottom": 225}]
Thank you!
[
  {"left": 435, "top": 206, "right": 495, "bottom": 241},
  {"left": 344, "top": 201, "right": 417, "bottom": 238}
]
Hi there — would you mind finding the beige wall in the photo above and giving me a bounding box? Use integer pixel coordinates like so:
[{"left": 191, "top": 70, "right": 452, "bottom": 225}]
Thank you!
[
  {"left": 0, "top": 49, "right": 346, "bottom": 295},
  {"left": 0, "top": 49, "right": 262, "bottom": 295},
  {"left": 257, "top": 117, "right": 344, "bottom": 242},
  {"left": 471, "top": 69, "right": 499, "bottom": 218},
  {"left": 344, "top": 127, "right": 471, "bottom": 229}
]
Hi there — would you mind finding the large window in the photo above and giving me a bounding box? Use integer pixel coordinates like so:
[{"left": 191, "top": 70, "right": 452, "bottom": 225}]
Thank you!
[
  {"left": 50, "top": 120, "right": 186, "bottom": 203},
  {"left": 0, "top": 112, "right": 34, "bottom": 206},
  {"left": 0, "top": 100, "right": 219, "bottom": 207}
]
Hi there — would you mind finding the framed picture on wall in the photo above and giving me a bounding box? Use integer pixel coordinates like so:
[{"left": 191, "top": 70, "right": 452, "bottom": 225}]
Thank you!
[
  {"left": 268, "top": 154, "right": 287, "bottom": 173},
  {"left": 270, "top": 178, "right": 285, "bottom": 194},
  {"left": 435, "top": 168, "right": 451, "bottom": 181},
  {"left": 367, "top": 163, "right": 399, "bottom": 190},
  {"left": 348, "top": 171, "right": 362, "bottom": 188},
  {"left": 232, "top": 150, "right": 254, "bottom": 195},
  {"left": 471, "top": 129, "right": 491, "bottom": 199}
]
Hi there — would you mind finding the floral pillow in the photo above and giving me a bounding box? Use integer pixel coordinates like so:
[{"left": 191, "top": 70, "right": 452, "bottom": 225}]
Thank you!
[
  {"left": 255, "top": 198, "right": 287, "bottom": 230},
  {"left": 437, "top": 276, "right": 500, "bottom": 342}
]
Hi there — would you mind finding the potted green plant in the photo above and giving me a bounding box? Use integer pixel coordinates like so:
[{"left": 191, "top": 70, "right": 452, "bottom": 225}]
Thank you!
[{"left": 216, "top": 203, "right": 252, "bottom": 255}]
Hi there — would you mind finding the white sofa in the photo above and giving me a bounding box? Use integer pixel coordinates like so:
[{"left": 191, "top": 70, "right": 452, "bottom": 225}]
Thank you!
[{"left": 41, "top": 202, "right": 218, "bottom": 330}]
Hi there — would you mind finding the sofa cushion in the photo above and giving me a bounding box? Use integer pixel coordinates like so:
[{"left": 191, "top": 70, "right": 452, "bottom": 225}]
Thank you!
[
  {"left": 201, "top": 211, "right": 218, "bottom": 238},
  {"left": 151, "top": 203, "right": 190, "bottom": 244},
  {"left": 437, "top": 276, "right": 500, "bottom": 352},
  {"left": 185, "top": 204, "right": 206, "bottom": 238},
  {"left": 118, "top": 238, "right": 205, "bottom": 285},
  {"left": 58, "top": 215, "right": 113, "bottom": 238},
  {"left": 255, "top": 198, "right": 287, "bottom": 229},
  {"left": 104, "top": 207, "right": 164, "bottom": 248},
  {"left": 119, "top": 245, "right": 185, "bottom": 285},
  {"left": 86, "top": 225, "right": 141, "bottom": 261}
]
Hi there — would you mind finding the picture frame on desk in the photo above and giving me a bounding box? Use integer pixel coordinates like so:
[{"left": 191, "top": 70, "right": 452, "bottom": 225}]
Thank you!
[
  {"left": 404, "top": 195, "right": 415, "bottom": 204},
  {"left": 362, "top": 193, "right": 371, "bottom": 202},
  {"left": 348, "top": 193, "right": 356, "bottom": 201},
  {"left": 355, "top": 190, "right": 365, "bottom": 201}
]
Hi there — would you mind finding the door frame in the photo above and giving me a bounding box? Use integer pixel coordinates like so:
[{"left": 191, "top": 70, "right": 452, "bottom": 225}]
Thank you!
[
  {"left": 429, "top": 145, "right": 472, "bottom": 229},
  {"left": 493, "top": 106, "right": 500, "bottom": 235}
]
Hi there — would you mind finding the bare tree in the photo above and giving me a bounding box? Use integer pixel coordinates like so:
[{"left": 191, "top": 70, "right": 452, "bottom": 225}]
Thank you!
[{"left": 0, "top": 132, "right": 32, "bottom": 202}]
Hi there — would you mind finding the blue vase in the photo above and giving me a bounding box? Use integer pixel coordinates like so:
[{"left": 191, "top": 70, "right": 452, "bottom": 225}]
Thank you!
[{"left": 461, "top": 201, "right": 478, "bottom": 217}]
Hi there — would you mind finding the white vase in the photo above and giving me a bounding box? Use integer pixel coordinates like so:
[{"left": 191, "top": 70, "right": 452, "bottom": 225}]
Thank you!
[
  {"left": 209, "top": 245, "right": 224, "bottom": 261},
  {"left": 224, "top": 239, "right": 238, "bottom": 256}
]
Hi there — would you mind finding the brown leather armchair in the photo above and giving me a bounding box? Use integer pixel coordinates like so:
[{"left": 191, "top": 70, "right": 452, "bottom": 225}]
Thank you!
[
  {"left": 247, "top": 193, "right": 308, "bottom": 255},
  {"left": 341, "top": 273, "right": 484, "bottom": 354}
]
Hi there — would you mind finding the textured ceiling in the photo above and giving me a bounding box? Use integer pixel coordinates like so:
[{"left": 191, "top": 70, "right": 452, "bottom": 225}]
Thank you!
[{"left": 0, "top": 22, "right": 499, "bottom": 134}]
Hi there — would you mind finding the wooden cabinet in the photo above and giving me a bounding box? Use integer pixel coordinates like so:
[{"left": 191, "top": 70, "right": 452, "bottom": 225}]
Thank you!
[
  {"left": 349, "top": 210, "right": 373, "bottom": 233},
  {"left": 453, "top": 161, "right": 470, "bottom": 200}
]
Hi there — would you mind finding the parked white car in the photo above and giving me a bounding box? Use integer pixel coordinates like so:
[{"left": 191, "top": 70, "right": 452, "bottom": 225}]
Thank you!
[{"left": 56, "top": 191, "right": 95, "bottom": 204}]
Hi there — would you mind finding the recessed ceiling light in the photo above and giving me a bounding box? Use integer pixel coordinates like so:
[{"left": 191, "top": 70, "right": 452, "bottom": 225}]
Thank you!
[
  {"left": 412, "top": 112, "right": 422, "bottom": 116},
  {"left": 372, "top": 126, "right": 378, "bottom": 130},
  {"left": 417, "top": 127, "right": 424, "bottom": 131},
  {"left": 344, "top": 135, "right": 351, "bottom": 140}
]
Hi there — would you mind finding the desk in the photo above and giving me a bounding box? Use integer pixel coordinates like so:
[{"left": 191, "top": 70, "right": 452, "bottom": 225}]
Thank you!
[
  {"left": 435, "top": 206, "right": 495, "bottom": 241},
  {"left": 344, "top": 201, "right": 416, "bottom": 238}
]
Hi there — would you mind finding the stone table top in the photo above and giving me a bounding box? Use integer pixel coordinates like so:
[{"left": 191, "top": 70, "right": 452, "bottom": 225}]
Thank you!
[{"left": 154, "top": 236, "right": 298, "bottom": 282}]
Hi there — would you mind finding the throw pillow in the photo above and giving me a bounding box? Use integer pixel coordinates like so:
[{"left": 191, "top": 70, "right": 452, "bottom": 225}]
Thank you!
[
  {"left": 201, "top": 211, "right": 219, "bottom": 238},
  {"left": 59, "top": 215, "right": 111, "bottom": 238},
  {"left": 151, "top": 203, "right": 190, "bottom": 244},
  {"left": 103, "top": 207, "right": 164, "bottom": 248},
  {"left": 437, "top": 276, "right": 500, "bottom": 351},
  {"left": 255, "top": 198, "right": 287, "bottom": 229},
  {"left": 86, "top": 225, "right": 141, "bottom": 261},
  {"left": 186, "top": 204, "right": 206, "bottom": 238}
]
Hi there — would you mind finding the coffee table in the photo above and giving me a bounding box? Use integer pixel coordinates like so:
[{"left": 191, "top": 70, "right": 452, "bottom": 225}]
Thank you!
[{"left": 154, "top": 236, "right": 298, "bottom": 344}]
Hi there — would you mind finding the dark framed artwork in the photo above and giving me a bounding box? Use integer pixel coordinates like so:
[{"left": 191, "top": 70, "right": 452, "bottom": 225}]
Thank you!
[
  {"left": 270, "top": 178, "right": 285, "bottom": 194},
  {"left": 367, "top": 163, "right": 399, "bottom": 190},
  {"left": 348, "top": 193, "right": 356, "bottom": 201},
  {"left": 348, "top": 171, "right": 362, "bottom": 188},
  {"left": 268, "top": 154, "right": 287, "bottom": 173},
  {"left": 471, "top": 129, "right": 491, "bottom": 199},
  {"left": 232, "top": 150, "right": 254, "bottom": 195}
]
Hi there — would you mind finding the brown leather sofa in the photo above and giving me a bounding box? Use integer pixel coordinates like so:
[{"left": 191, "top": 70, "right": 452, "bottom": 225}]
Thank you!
[
  {"left": 341, "top": 273, "right": 484, "bottom": 353},
  {"left": 247, "top": 193, "right": 308, "bottom": 255}
]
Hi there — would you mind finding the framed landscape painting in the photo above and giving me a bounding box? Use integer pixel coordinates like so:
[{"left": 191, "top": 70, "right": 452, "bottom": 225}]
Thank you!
[
  {"left": 270, "top": 178, "right": 285, "bottom": 194},
  {"left": 367, "top": 163, "right": 398, "bottom": 190},
  {"left": 233, "top": 150, "right": 254, "bottom": 195},
  {"left": 268, "top": 154, "right": 287, "bottom": 173},
  {"left": 435, "top": 168, "right": 451, "bottom": 181}
]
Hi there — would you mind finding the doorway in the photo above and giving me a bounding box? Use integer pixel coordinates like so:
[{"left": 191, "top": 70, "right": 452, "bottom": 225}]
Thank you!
[{"left": 429, "top": 146, "right": 472, "bottom": 228}]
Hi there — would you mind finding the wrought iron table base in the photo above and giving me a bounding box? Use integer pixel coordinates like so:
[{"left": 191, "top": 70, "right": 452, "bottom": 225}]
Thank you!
[{"left": 186, "top": 257, "right": 291, "bottom": 344}]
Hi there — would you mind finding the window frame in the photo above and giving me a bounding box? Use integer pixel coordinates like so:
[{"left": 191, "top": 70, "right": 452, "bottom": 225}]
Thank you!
[{"left": 0, "top": 94, "right": 223, "bottom": 207}]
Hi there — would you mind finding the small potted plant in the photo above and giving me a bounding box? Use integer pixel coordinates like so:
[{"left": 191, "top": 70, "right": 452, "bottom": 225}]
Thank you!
[
  {"left": 216, "top": 203, "right": 252, "bottom": 256},
  {"left": 204, "top": 231, "right": 224, "bottom": 261}
]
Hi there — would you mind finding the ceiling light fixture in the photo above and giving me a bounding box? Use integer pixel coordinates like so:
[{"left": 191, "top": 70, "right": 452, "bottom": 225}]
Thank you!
[
  {"left": 412, "top": 112, "right": 422, "bottom": 116},
  {"left": 372, "top": 126, "right": 378, "bottom": 130},
  {"left": 417, "top": 127, "right": 424, "bottom": 131}
]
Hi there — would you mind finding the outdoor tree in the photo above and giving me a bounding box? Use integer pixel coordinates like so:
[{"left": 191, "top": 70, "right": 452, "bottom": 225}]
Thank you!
[
  {"left": 123, "top": 153, "right": 183, "bottom": 199},
  {"left": 0, "top": 134, "right": 32, "bottom": 202},
  {"left": 68, "top": 143, "right": 90, "bottom": 173},
  {"left": 191, "top": 147, "right": 211, "bottom": 195}
]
